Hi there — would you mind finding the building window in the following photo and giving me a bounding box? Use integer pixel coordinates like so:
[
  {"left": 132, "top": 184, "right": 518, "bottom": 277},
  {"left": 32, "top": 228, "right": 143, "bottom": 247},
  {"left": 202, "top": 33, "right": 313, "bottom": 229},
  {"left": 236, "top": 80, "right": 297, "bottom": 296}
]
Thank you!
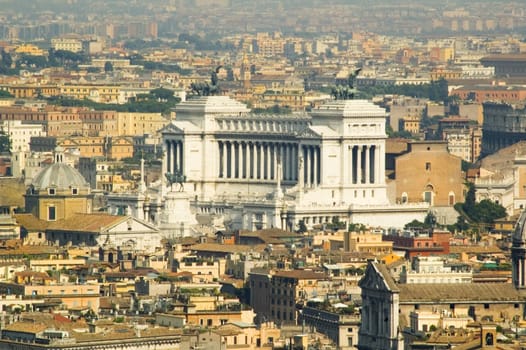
[
  {"left": 424, "top": 191, "right": 432, "bottom": 204},
  {"left": 425, "top": 162, "right": 431, "bottom": 171},
  {"left": 72, "top": 188, "right": 78, "bottom": 195},
  {"left": 48, "top": 188, "right": 56, "bottom": 195},
  {"left": 48, "top": 206, "right": 56, "bottom": 221}
]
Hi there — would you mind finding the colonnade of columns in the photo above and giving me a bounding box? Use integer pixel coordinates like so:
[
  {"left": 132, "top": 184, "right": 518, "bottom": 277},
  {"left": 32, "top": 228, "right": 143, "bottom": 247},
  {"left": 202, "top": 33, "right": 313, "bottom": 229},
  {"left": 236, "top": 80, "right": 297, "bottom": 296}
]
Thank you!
[
  {"left": 217, "top": 141, "right": 383, "bottom": 186},
  {"left": 347, "top": 144, "right": 382, "bottom": 184},
  {"left": 165, "top": 138, "right": 385, "bottom": 188},
  {"left": 513, "top": 254, "right": 526, "bottom": 288},
  {"left": 218, "top": 141, "right": 300, "bottom": 181},
  {"left": 165, "top": 140, "right": 183, "bottom": 174},
  {"left": 301, "top": 145, "right": 321, "bottom": 187}
]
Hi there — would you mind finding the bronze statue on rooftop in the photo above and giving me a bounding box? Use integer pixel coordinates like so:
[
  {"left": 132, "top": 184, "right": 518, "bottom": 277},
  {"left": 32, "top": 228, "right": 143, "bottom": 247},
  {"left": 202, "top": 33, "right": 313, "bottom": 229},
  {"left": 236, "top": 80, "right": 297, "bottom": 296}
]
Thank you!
[
  {"left": 331, "top": 68, "right": 361, "bottom": 100},
  {"left": 190, "top": 65, "right": 223, "bottom": 96}
]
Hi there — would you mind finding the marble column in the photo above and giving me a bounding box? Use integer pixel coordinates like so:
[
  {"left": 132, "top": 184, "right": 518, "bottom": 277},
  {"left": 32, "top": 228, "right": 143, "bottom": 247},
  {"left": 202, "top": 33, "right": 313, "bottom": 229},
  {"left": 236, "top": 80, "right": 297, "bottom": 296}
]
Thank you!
[
  {"left": 166, "top": 141, "right": 172, "bottom": 175},
  {"left": 374, "top": 145, "right": 379, "bottom": 184},
  {"left": 254, "top": 143, "right": 261, "bottom": 179},
  {"left": 178, "top": 141, "right": 183, "bottom": 174},
  {"left": 240, "top": 142, "right": 245, "bottom": 179},
  {"left": 222, "top": 142, "right": 228, "bottom": 178},
  {"left": 266, "top": 143, "right": 271, "bottom": 180},
  {"left": 313, "top": 146, "right": 318, "bottom": 186},
  {"left": 293, "top": 144, "right": 298, "bottom": 181},
  {"left": 348, "top": 145, "right": 353, "bottom": 185},
  {"left": 364, "top": 145, "right": 371, "bottom": 184},
  {"left": 232, "top": 142, "right": 238, "bottom": 179},
  {"left": 273, "top": 143, "right": 278, "bottom": 180},
  {"left": 357, "top": 146, "right": 363, "bottom": 184},
  {"left": 379, "top": 144, "right": 385, "bottom": 184},
  {"left": 305, "top": 146, "right": 311, "bottom": 187},
  {"left": 174, "top": 141, "right": 180, "bottom": 173}
]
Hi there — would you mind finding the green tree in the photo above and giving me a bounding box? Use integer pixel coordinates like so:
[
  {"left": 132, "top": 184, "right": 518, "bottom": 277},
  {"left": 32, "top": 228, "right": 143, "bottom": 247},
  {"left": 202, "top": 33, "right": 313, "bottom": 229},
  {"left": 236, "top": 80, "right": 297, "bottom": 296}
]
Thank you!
[
  {"left": 1, "top": 49, "right": 12, "bottom": 67},
  {"left": 404, "top": 219, "right": 425, "bottom": 230},
  {"left": 0, "top": 130, "right": 11, "bottom": 153},
  {"left": 149, "top": 87, "right": 175, "bottom": 101},
  {"left": 460, "top": 181, "right": 506, "bottom": 226},
  {"left": 472, "top": 199, "right": 506, "bottom": 224},
  {"left": 104, "top": 61, "right": 113, "bottom": 72},
  {"left": 226, "top": 67, "right": 234, "bottom": 81},
  {"left": 348, "top": 223, "right": 366, "bottom": 232},
  {"left": 0, "top": 90, "right": 13, "bottom": 98},
  {"left": 297, "top": 220, "right": 307, "bottom": 233},
  {"left": 462, "top": 182, "right": 476, "bottom": 217},
  {"left": 424, "top": 212, "right": 437, "bottom": 228},
  {"left": 16, "top": 55, "right": 48, "bottom": 69},
  {"left": 453, "top": 215, "right": 469, "bottom": 232}
]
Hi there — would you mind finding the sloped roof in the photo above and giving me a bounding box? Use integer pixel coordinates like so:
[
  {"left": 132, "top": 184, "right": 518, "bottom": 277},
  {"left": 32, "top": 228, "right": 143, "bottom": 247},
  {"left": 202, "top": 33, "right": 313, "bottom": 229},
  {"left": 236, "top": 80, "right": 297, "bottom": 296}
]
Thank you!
[
  {"left": 190, "top": 243, "right": 266, "bottom": 254},
  {"left": 398, "top": 283, "right": 524, "bottom": 303},
  {"left": 14, "top": 213, "right": 49, "bottom": 231},
  {"left": 0, "top": 178, "right": 25, "bottom": 208},
  {"left": 359, "top": 262, "right": 400, "bottom": 292},
  {"left": 273, "top": 269, "right": 327, "bottom": 280},
  {"left": 449, "top": 245, "right": 503, "bottom": 255},
  {"left": 374, "top": 262, "right": 399, "bottom": 291},
  {"left": 47, "top": 213, "right": 126, "bottom": 232}
]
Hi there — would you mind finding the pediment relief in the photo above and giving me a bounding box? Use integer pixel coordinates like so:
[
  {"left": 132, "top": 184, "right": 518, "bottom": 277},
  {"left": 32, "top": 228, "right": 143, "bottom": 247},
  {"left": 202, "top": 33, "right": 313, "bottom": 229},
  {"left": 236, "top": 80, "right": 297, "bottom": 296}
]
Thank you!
[{"left": 160, "top": 122, "right": 184, "bottom": 134}]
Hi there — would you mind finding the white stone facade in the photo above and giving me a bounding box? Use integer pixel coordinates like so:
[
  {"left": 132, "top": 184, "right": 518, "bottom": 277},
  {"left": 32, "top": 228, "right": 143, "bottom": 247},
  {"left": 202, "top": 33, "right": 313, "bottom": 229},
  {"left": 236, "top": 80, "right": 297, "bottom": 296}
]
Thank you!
[
  {"left": 160, "top": 96, "right": 427, "bottom": 232},
  {"left": 400, "top": 256, "right": 473, "bottom": 284}
]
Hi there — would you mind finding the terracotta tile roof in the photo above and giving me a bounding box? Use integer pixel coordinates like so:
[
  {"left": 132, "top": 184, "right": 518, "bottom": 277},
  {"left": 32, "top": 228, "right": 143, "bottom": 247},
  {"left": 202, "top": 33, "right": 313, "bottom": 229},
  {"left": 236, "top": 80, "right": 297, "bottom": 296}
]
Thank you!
[
  {"left": 214, "top": 324, "right": 244, "bottom": 336},
  {"left": 190, "top": 243, "right": 266, "bottom": 254},
  {"left": 449, "top": 245, "right": 503, "bottom": 255},
  {"left": 99, "top": 297, "right": 131, "bottom": 310},
  {"left": 398, "top": 283, "right": 524, "bottom": 303},
  {"left": 481, "top": 54, "right": 526, "bottom": 62},
  {"left": 238, "top": 228, "right": 302, "bottom": 244},
  {"left": 272, "top": 269, "right": 327, "bottom": 280},
  {"left": 47, "top": 213, "right": 126, "bottom": 232},
  {"left": 14, "top": 213, "right": 49, "bottom": 231},
  {"left": 0, "top": 178, "right": 25, "bottom": 208},
  {"left": 0, "top": 244, "right": 59, "bottom": 257},
  {"left": 14, "top": 271, "right": 50, "bottom": 279},
  {"left": 2, "top": 322, "right": 48, "bottom": 334}
]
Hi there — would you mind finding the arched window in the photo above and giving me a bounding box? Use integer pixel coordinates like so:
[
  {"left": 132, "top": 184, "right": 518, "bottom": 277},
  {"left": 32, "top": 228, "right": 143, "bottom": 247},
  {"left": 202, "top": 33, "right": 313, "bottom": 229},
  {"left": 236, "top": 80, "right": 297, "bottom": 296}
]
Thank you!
[{"left": 424, "top": 184, "right": 434, "bottom": 205}]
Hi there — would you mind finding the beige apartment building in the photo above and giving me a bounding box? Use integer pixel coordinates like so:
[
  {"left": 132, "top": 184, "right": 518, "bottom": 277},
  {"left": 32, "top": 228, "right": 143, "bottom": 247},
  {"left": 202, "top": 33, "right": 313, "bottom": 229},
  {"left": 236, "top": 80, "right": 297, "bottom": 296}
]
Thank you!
[
  {"left": 117, "top": 112, "right": 169, "bottom": 136},
  {"left": 0, "top": 281, "right": 100, "bottom": 311},
  {"left": 60, "top": 84, "right": 121, "bottom": 103},
  {"left": 344, "top": 231, "right": 393, "bottom": 254}
]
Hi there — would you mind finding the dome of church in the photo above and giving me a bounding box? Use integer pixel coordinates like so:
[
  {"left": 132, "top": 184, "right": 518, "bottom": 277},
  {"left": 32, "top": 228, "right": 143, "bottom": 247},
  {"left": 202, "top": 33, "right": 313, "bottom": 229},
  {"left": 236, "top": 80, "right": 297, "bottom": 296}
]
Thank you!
[{"left": 32, "top": 162, "right": 89, "bottom": 191}]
